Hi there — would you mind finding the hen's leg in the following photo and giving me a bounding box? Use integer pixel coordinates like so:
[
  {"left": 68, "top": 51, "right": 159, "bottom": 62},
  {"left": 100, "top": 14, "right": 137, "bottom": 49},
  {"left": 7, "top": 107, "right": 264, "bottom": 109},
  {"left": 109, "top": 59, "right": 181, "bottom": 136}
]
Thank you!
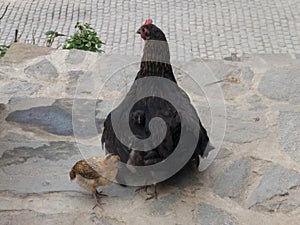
[
  {"left": 135, "top": 185, "right": 149, "bottom": 193},
  {"left": 135, "top": 183, "right": 158, "bottom": 200},
  {"left": 146, "top": 184, "right": 158, "bottom": 200}
]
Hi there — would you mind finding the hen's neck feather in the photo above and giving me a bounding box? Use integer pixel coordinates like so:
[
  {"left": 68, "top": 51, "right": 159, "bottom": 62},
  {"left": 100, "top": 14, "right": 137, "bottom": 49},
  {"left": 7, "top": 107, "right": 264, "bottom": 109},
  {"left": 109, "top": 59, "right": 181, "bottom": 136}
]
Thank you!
[{"left": 136, "top": 40, "right": 177, "bottom": 83}]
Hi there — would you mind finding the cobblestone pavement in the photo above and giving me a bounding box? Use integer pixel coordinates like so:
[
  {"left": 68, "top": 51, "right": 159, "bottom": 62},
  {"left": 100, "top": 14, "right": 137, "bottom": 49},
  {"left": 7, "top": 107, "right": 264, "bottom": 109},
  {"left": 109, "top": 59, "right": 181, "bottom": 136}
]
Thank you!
[
  {"left": 0, "top": 0, "right": 300, "bottom": 60},
  {"left": 0, "top": 43, "right": 300, "bottom": 225}
]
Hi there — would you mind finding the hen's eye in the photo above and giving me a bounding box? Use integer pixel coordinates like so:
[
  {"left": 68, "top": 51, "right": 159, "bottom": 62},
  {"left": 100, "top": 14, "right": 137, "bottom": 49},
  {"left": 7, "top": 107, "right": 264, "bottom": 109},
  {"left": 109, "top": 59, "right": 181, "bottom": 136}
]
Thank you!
[{"left": 142, "top": 27, "right": 150, "bottom": 36}]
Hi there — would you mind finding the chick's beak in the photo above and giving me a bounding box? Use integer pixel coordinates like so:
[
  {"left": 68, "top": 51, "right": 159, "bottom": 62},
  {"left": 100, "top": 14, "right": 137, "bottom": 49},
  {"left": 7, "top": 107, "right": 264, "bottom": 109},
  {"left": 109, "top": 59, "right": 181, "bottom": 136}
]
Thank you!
[
  {"left": 136, "top": 28, "right": 141, "bottom": 34},
  {"left": 69, "top": 170, "right": 76, "bottom": 180}
]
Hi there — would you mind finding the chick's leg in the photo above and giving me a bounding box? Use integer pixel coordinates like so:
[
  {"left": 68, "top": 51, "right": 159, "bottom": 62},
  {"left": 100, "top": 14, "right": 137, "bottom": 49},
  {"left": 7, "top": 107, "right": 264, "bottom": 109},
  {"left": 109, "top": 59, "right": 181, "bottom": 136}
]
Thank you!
[
  {"left": 92, "top": 190, "right": 106, "bottom": 209},
  {"left": 95, "top": 190, "right": 108, "bottom": 197}
]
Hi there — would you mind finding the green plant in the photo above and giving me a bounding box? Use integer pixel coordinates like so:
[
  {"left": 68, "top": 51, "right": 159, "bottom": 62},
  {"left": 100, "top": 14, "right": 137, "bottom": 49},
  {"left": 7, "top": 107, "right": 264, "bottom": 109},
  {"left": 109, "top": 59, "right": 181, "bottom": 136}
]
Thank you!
[
  {"left": 63, "top": 22, "right": 105, "bottom": 53},
  {"left": 0, "top": 45, "right": 9, "bottom": 57},
  {"left": 45, "top": 30, "right": 65, "bottom": 47}
]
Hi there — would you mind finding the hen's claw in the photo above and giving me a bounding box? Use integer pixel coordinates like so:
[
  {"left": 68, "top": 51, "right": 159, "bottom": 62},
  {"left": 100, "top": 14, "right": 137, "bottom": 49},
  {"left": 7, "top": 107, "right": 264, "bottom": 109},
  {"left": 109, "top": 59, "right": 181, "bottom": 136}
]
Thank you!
[
  {"left": 146, "top": 193, "right": 157, "bottom": 200},
  {"left": 146, "top": 185, "right": 158, "bottom": 200},
  {"left": 135, "top": 184, "right": 158, "bottom": 200},
  {"left": 135, "top": 186, "right": 148, "bottom": 193}
]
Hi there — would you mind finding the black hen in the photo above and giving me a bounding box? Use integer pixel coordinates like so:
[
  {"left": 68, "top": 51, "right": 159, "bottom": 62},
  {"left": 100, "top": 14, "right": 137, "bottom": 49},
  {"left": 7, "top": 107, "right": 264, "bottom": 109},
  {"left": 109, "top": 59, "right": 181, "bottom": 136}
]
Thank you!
[{"left": 101, "top": 19, "right": 211, "bottom": 197}]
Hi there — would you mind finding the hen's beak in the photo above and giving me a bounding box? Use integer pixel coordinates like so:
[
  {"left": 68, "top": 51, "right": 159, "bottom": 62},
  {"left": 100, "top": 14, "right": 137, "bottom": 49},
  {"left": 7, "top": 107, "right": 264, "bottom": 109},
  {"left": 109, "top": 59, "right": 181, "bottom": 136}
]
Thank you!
[{"left": 136, "top": 28, "right": 141, "bottom": 34}]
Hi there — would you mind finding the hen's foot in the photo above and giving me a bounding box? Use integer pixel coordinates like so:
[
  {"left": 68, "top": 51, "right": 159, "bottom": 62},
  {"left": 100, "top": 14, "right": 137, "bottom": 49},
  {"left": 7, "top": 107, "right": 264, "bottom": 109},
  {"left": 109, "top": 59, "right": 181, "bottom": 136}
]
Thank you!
[
  {"left": 135, "top": 186, "right": 149, "bottom": 193},
  {"left": 135, "top": 185, "right": 158, "bottom": 200},
  {"left": 146, "top": 184, "right": 158, "bottom": 200}
]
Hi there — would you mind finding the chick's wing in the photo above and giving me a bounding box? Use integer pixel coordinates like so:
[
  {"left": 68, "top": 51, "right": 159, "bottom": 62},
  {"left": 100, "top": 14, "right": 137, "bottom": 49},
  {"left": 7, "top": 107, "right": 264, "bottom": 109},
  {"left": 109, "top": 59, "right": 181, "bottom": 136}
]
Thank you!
[
  {"left": 73, "top": 160, "right": 101, "bottom": 179},
  {"left": 85, "top": 157, "right": 108, "bottom": 176}
]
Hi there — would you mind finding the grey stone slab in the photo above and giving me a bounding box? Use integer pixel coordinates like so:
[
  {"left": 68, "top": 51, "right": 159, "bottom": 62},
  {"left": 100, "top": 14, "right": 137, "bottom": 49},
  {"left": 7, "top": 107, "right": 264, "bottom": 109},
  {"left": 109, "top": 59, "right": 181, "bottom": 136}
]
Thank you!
[
  {"left": 258, "top": 54, "right": 293, "bottom": 66},
  {"left": 247, "top": 95, "right": 268, "bottom": 110},
  {"left": 95, "top": 99, "right": 117, "bottom": 120},
  {"left": 224, "top": 106, "right": 269, "bottom": 143},
  {"left": 65, "top": 49, "right": 86, "bottom": 64},
  {"left": 196, "top": 203, "right": 238, "bottom": 225},
  {"left": 0, "top": 142, "right": 78, "bottom": 167},
  {"left": 213, "top": 158, "right": 251, "bottom": 200},
  {"left": 0, "top": 103, "right": 6, "bottom": 115},
  {"left": 164, "top": 165, "right": 203, "bottom": 189},
  {"left": 279, "top": 111, "right": 300, "bottom": 162},
  {"left": 148, "top": 193, "right": 180, "bottom": 216},
  {"left": 0, "top": 211, "right": 75, "bottom": 225},
  {"left": 24, "top": 59, "right": 58, "bottom": 80},
  {"left": 100, "top": 183, "right": 137, "bottom": 201},
  {"left": 5, "top": 98, "right": 103, "bottom": 137},
  {"left": 0, "top": 137, "right": 47, "bottom": 158},
  {"left": 1, "top": 43, "right": 52, "bottom": 64},
  {"left": 215, "top": 148, "right": 233, "bottom": 160},
  {"left": 6, "top": 105, "right": 73, "bottom": 136},
  {"left": 0, "top": 141, "right": 82, "bottom": 193},
  {"left": 6, "top": 97, "right": 55, "bottom": 111},
  {"left": 240, "top": 66, "right": 254, "bottom": 85},
  {"left": 1, "top": 82, "right": 42, "bottom": 95},
  {"left": 65, "top": 70, "right": 82, "bottom": 95},
  {"left": 258, "top": 67, "right": 300, "bottom": 103},
  {"left": 0, "top": 70, "right": 5, "bottom": 81},
  {"left": 71, "top": 98, "right": 103, "bottom": 138},
  {"left": 89, "top": 213, "right": 116, "bottom": 225},
  {"left": 183, "top": 61, "right": 255, "bottom": 101},
  {"left": 248, "top": 164, "right": 300, "bottom": 211},
  {"left": 251, "top": 186, "right": 300, "bottom": 213}
]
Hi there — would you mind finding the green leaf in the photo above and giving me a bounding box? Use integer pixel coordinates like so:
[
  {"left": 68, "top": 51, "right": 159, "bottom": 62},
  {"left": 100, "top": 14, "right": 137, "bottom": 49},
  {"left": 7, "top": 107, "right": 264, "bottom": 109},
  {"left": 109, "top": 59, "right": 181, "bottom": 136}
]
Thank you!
[
  {"left": 74, "top": 40, "right": 81, "bottom": 45},
  {"left": 45, "top": 30, "right": 55, "bottom": 36},
  {"left": 75, "top": 22, "right": 80, "bottom": 28}
]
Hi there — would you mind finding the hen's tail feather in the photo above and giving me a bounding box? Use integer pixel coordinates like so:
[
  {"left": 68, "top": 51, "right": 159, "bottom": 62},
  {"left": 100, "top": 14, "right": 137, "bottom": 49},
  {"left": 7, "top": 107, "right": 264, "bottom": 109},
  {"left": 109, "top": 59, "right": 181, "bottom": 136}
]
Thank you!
[
  {"left": 198, "top": 142, "right": 216, "bottom": 172},
  {"left": 202, "top": 141, "right": 215, "bottom": 158}
]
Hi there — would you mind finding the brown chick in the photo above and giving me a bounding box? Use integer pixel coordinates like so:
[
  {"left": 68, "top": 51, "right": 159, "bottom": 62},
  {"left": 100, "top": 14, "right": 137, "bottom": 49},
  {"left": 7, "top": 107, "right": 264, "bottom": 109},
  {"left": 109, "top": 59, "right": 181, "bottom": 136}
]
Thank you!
[{"left": 69, "top": 154, "right": 120, "bottom": 209}]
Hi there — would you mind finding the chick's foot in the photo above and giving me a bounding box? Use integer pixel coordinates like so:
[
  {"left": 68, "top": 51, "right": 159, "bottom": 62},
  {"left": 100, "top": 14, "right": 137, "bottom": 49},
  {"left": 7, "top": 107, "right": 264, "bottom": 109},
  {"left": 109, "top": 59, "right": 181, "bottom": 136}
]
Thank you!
[{"left": 92, "top": 192, "right": 106, "bottom": 209}]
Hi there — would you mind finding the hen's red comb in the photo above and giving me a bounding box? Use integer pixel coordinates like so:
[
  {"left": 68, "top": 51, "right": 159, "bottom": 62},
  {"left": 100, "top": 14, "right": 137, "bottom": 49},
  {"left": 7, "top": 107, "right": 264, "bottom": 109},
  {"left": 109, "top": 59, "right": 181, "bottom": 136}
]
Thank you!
[{"left": 144, "top": 19, "right": 153, "bottom": 25}]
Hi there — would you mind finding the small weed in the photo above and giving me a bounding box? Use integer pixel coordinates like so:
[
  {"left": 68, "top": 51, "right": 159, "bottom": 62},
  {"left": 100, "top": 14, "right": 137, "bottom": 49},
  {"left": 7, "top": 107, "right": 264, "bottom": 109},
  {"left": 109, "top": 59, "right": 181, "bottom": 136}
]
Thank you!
[
  {"left": 0, "top": 45, "right": 9, "bottom": 57},
  {"left": 63, "top": 22, "right": 105, "bottom": 53},
  {"left": 45, "top": 30, "right": 65, "bottom": 47}
]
